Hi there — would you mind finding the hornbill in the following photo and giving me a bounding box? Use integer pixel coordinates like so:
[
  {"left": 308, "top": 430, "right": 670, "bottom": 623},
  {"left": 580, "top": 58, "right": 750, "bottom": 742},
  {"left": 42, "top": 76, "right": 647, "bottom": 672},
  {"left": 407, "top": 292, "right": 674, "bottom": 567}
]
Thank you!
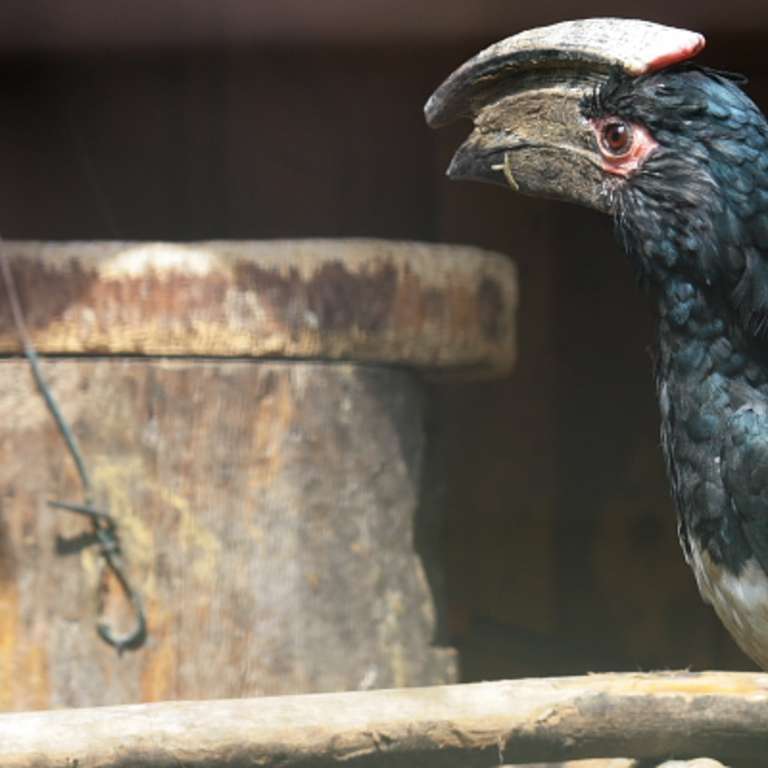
[{"left": 426, "top": 18, "right": 768, "bottom": 669}]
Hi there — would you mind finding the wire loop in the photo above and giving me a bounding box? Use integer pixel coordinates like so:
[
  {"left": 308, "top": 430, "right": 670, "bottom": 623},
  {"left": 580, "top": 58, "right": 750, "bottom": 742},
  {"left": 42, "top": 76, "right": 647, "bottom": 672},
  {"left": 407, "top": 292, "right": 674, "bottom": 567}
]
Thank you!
[{"left": 1, "top": 244, "right": 147, "bottom": 653}]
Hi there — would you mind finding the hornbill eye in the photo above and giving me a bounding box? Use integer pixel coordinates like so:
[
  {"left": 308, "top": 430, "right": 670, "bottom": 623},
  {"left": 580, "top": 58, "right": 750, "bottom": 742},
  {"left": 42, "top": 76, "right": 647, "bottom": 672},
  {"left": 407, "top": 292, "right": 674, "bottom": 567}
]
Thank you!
[
  {"left": 591, "top": 117, "right": 657, "bottom": 176},
  {"left": 600, "top": 120, "right": 633, "bottom": 155}
]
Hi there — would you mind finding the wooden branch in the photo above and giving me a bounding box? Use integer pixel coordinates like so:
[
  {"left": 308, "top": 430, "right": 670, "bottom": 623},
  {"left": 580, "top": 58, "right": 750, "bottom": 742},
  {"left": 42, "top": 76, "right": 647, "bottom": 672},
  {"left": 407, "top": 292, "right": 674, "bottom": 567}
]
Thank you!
[
  {"left": 512, "top": 762, "right": 726, "bottom": 768},
  {"left": 1, "top": 672, "right": 766, "bottom": 766}
]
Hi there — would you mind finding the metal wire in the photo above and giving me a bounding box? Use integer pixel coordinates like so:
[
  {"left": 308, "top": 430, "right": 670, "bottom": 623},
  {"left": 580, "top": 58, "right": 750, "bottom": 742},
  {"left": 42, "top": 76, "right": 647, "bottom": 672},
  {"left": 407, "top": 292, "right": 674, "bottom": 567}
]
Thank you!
[{"left": 0, "top": 242, "right": 146, "bottom": 653}]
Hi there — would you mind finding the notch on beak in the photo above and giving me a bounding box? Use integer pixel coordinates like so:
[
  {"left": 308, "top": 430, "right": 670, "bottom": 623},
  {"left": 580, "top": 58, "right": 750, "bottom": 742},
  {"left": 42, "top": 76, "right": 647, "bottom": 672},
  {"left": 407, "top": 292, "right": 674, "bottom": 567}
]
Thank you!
[{"left": 425, "top": 18, "right": 705, "bottom": 213}]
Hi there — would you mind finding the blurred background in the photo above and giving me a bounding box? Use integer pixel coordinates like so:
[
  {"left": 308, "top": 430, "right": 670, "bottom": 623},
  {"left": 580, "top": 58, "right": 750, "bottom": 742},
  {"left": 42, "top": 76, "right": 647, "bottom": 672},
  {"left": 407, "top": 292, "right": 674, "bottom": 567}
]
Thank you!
[{"left": 1, "top": 0, "right": 765, "bottom": 678}]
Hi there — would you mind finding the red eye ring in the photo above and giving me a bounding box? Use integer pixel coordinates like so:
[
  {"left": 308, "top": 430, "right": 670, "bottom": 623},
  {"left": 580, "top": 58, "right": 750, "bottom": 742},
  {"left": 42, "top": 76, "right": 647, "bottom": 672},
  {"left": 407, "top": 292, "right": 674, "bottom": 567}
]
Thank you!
[
  {"left": 600, "top": 120, "right": 633, "bottom": 156},
  {"left": 590, "top": 117, "right": 658, "bottom": 177}
]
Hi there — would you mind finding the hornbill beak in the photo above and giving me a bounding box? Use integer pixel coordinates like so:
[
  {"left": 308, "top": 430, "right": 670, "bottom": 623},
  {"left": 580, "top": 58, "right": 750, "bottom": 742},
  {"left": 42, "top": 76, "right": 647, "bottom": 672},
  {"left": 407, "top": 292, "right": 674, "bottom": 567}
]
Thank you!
[{"left": 425, "top": 18, "right": 705, "bottom": 213}]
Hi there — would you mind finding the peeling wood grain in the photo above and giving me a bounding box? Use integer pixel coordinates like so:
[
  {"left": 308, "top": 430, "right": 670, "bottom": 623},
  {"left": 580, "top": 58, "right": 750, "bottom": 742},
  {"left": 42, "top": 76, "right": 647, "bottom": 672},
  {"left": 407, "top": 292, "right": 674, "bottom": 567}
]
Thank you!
[{"left": 0, "top": 240, "right": 517, "bottom": 375}]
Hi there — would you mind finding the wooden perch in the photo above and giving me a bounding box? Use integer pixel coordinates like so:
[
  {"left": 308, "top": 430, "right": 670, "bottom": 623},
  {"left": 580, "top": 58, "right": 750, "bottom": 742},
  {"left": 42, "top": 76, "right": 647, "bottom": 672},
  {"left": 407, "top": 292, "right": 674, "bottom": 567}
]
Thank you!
[
  {"left": 515, "top": 762, "right": 726, "bottom": 768},
  {"left": 1, "top": 672, "right": 767, "bottom": 766}
]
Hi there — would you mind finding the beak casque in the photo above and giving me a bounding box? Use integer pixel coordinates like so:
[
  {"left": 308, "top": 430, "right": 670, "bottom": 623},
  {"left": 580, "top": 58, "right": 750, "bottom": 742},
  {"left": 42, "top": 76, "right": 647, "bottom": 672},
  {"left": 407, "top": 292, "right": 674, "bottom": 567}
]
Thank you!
[{"left": 425, "top": 18, "right": 705, "bottom": 212}]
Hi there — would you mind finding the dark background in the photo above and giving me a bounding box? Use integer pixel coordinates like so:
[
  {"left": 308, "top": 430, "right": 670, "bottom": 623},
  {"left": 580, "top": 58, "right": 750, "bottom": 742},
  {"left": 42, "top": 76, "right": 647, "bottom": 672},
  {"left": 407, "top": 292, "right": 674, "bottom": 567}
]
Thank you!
[{"left": 2, "top": 1, "right": 766, "bottom": 677}]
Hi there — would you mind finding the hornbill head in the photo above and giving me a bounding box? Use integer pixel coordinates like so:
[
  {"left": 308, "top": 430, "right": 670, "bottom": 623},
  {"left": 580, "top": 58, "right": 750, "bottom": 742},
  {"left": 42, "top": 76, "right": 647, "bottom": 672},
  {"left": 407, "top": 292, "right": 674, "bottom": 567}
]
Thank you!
[
  {"left": 425, "top": 18, "right": 706, "bottom": 216},
  {"left": 426, "top": 18, "right": 768, "bottom": 319}
]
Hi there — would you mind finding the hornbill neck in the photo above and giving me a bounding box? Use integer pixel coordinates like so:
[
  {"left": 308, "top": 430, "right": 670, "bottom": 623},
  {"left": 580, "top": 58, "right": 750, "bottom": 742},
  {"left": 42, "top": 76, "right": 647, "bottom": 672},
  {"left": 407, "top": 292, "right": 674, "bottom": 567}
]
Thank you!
[{"left": 655, "top": 274, "right": 767, "bottom": 392}]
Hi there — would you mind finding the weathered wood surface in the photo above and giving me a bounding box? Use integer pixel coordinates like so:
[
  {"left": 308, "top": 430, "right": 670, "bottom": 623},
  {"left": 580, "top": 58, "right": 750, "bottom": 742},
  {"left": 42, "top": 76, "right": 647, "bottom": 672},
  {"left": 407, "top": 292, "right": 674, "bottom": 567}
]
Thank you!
[
  {"left": 516, "top": 762, "right": 726, "bottom": 768},
  {"left": 0, "top": 240, "right": 517, "bottom": 374},
  {"left": 0, "top": 359, "right": 456, "bottom": 708},
  {"left": 0, "top": 673, "right": 764, "bottom": 766}
]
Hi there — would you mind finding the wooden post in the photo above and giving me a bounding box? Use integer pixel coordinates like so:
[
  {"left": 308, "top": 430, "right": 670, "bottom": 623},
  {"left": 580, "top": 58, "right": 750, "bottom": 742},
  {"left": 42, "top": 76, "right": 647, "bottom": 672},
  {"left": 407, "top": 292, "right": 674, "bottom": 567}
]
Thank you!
[{"left": 0, "top": 240, "right": 516, "bottom": 709}]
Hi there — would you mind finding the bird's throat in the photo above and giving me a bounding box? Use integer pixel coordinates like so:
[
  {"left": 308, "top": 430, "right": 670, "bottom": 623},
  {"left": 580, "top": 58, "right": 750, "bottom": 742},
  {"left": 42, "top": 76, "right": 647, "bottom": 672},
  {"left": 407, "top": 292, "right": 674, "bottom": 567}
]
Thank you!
[{"left": 657, "top": 276, "right": 765, "bottom": 393}]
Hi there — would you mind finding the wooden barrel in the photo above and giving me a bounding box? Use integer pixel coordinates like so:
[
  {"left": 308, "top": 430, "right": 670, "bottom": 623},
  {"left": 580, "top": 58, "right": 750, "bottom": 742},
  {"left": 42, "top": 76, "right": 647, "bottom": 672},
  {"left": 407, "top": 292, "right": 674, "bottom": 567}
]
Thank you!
[{"left": 0, "top": 240, "right": 516, "bottom": 709}]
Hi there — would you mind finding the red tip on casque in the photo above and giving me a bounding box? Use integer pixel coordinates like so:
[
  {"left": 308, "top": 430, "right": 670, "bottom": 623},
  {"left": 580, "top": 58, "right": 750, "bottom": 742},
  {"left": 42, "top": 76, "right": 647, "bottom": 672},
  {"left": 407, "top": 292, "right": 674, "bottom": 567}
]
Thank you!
[{"left": 642, "top": 31, "right": 706, "bottom": 74}]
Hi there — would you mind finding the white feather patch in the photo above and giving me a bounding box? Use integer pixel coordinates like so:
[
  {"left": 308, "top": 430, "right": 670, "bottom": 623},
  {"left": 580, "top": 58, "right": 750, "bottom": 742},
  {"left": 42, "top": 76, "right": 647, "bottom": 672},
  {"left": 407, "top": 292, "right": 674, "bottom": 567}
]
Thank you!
[{"left": 689, "top": 541, "right": 768, "bottom": 668}]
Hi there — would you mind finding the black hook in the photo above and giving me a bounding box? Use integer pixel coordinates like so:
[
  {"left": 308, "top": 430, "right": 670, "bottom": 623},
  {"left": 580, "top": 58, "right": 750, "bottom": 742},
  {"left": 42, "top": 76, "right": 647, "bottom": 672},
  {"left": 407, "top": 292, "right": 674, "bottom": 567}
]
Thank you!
[{"left": 49, "top": 499, "right": 148, "bottom": 654}]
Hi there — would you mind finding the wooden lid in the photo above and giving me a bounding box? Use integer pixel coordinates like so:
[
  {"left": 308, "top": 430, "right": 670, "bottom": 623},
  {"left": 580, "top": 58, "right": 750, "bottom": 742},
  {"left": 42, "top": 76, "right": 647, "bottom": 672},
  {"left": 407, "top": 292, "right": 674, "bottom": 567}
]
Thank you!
[{"left": 0, "top": 240, "right": 516, "bottom": 376}]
